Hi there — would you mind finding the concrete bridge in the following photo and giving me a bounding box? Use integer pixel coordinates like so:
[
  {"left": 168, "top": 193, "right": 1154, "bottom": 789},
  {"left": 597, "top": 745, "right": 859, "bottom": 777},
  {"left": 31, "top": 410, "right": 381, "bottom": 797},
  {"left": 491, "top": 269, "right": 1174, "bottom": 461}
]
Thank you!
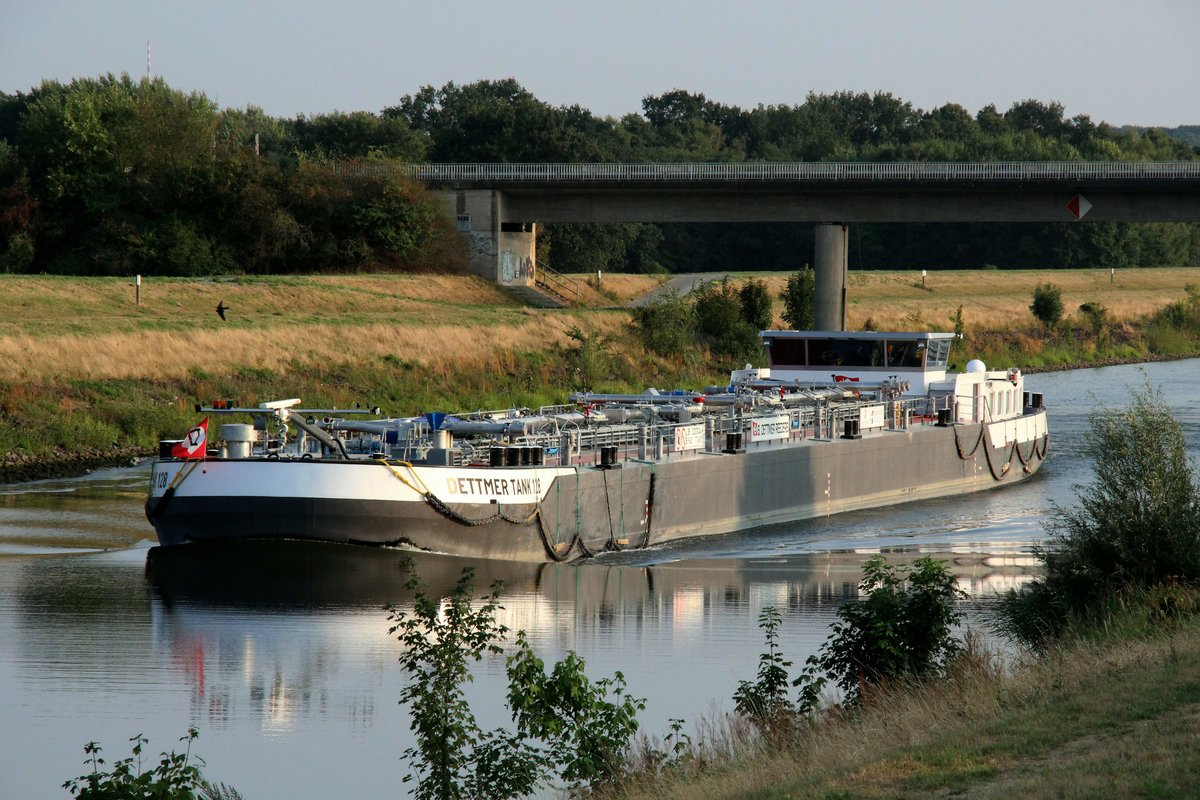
[{"left": 347, "top": 162, "right": 1200, "bottom": 327}]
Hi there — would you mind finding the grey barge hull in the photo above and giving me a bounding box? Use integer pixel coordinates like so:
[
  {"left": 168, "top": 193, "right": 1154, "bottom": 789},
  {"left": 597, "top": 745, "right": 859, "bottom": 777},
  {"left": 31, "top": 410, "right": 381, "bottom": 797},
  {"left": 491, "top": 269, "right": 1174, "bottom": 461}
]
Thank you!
[{"left": 146, "top": 413, "right": 1047, "bottom": 562}]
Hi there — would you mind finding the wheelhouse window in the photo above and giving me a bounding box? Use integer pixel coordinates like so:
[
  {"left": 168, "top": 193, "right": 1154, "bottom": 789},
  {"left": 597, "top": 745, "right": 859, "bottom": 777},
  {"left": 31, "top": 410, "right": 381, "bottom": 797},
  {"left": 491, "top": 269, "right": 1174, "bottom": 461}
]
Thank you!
[
  {"left": 805, "top": 338, "right": 885, "bottom": 367},
  {"left": 764, "top": 334, "right": 950, "bottom": 370},
  {"left": 926, "top": 338, "right": 951, "bottom": 368},
  {"left": 765, "top": 337, "right": 806, "bottom": 367},
  {"left": 885, "top": 340, "right": 925, "bottom": 368}
]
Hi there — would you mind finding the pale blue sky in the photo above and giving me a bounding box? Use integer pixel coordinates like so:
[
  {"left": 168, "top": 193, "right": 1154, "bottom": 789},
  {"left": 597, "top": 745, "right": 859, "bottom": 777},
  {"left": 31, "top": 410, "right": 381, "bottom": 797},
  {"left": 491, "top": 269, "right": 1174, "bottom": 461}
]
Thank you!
[{"left": 3, "top": 0, "right": 1199, "bottom": 126}]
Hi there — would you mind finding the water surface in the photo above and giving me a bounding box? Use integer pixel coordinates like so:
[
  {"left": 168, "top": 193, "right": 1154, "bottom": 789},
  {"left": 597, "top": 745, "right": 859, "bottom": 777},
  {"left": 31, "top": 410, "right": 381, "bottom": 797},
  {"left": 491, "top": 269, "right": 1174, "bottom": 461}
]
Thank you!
[{"left": 2, "top": 360, "right": 1197, "bottom": 798}]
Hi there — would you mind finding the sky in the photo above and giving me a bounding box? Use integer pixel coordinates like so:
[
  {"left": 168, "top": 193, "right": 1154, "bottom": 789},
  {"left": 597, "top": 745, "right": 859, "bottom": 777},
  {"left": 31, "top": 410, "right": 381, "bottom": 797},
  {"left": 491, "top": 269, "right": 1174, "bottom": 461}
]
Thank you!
[{"left": 3, "top": 0, "right": 1200, "bottom": 128}]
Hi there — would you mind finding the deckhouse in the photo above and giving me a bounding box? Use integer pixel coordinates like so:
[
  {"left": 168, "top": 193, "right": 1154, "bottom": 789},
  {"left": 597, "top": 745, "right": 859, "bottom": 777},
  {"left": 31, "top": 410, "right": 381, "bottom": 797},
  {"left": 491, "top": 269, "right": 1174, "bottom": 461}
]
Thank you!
[{"left": 733, "top": 330, "right": 1032, "bottom": 424}]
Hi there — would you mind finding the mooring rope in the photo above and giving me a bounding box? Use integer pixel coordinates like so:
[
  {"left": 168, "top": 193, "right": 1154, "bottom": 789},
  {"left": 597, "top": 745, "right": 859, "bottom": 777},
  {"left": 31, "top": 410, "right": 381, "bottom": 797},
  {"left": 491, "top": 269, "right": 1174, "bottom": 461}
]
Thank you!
[
  {"left": 378, "top": 458, "right": 657, "bottom": 561},
  {"left": 378, "top": 459, "right": 538, "bottom": 527},
  {"left": 954, "top": 420, "right": 1049, "bottom": 482},
  {"left": 145, "top": 458, "right": 204, "bottom": 524}
]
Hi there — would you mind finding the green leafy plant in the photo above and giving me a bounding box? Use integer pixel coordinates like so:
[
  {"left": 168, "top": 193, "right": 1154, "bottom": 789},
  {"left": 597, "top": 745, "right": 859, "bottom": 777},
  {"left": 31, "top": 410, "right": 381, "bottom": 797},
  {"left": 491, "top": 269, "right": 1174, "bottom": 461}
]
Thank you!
[
  {"left": 780, "top": 267, "right": 815, "bottom": 330},
  {"left": 693, "top": 278, "right": 762, "bottom": 362},
  {"left": 996, "top": 379, "right": 1200, "bottom": 647},
  {"left": 818, "top": 555, "right": 965, "bottom": 707},
  {"left": 507, "top": 632, "right": 645, "bottom": 789},
  {"left": 63, "top": 728, "right": 214, "bottom": 800},
  {"left": 733, "top": 607, "right": 801, "bottom": 743},
  {"left": 632, "top": 289, "right": 696, "bottom": 359},
  {"left": 389, "top": 568, "right": 648, "bottom": 799},
  {"left": 1030, "top": 282, "right": 1064, "bottom": 327},
  {"left": 738, "top": 277, "right": 773, "bottom": 331},
  {"left": 949, "top": 304, "right": 966, "bottom": 342},
  {"left": 1078, "top": 301, "right": 1109, "bottom": 342},
  {"left": 387, "top": 569, "right": 543, "bottom": 800},
  {"left": 564, "top": 325, "right": 616, "bottom": 390}
]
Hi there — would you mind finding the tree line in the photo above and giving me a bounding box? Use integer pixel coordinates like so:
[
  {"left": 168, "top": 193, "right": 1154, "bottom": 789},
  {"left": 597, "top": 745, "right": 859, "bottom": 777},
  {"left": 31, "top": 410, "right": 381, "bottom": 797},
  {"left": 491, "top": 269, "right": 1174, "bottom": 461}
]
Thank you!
[{"left": 2, "top": 74, "right": 1199, "bottom": 276}]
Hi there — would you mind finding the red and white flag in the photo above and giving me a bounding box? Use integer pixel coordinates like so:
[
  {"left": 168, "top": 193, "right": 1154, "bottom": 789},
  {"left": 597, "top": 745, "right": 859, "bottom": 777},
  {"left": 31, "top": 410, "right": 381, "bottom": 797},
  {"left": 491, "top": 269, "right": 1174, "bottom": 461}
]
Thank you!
[{"left": 171, "top": 418, "right": 209, "bottom": 459}]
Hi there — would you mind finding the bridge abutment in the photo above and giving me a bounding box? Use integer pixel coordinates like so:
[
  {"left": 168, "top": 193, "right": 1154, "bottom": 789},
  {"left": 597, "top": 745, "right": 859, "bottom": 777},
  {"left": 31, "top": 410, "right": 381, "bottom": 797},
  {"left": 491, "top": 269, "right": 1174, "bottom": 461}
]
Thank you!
[
  {"left": 444, "top": 189, "right": 537, "bottom": 287},
  {"left": 814, "top": 223, "right": 848, "bottom": 331}
]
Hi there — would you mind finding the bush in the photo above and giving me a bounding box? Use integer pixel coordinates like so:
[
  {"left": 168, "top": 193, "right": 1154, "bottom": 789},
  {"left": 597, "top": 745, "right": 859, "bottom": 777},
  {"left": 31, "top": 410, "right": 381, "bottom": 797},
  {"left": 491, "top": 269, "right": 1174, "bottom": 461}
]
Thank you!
[
  {"left": 564, "top": 325, "right": 615, "bottom": 389},
  {"left": 63, "top": 728, "right": 227, "bottom": 800},
  {"left": 733, "top": 607, "right": 803, "bottom": 744},
  {"left": 632, "top": 289, "right": 695, "bottom": 359},
  {"left": 780, "top": 267, "right": 815, "bottom": 330},
  {"left": 693, "top": 278, "right": 763, "bottom": 363},
  {"left": 1078, "top": 301, "right": 1109, "bottom": 342},
  {"left": 387, "top": 567, "right": 646, "bottom": 799},
  {"left": 738, "top": 277, "right": 772, "bottom": 331},
  {"left": 817, "top": 555, "right": 964, "bottom": 706},
  {"left": 995, "top": 379, "right": 1200, "bottom": 647},
  {"left": 732, "top": 555, "right": 964, "bottom": 743},
  {"left": 1030, "top": 282, "right": 1064, "bottom": 327}
]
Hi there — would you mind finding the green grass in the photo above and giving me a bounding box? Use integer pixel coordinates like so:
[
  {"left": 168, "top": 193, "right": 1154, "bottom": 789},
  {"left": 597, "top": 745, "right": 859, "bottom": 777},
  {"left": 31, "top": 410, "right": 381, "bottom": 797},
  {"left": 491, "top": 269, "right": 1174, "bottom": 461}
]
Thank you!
[{"left": 609, "top": 607, "right": 1200, "bottom": 800}]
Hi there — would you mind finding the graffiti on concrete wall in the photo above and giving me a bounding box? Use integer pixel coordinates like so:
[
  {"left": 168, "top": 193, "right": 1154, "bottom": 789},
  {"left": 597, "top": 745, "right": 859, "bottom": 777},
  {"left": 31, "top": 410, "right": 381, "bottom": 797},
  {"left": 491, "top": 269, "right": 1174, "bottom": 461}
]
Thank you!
[
  {"left": 500, "top": 250, "right": 535, "bottom": 285},
  {"left": 467, "top": 232, "right": 496, "bottom": 259}
]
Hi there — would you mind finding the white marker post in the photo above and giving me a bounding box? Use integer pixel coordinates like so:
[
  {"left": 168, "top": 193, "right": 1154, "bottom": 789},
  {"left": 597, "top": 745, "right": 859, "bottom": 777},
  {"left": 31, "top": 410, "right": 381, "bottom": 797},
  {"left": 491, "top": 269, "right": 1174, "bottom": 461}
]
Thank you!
[{"left": 135, "top": 274, "right": 141, "bottom": 305}]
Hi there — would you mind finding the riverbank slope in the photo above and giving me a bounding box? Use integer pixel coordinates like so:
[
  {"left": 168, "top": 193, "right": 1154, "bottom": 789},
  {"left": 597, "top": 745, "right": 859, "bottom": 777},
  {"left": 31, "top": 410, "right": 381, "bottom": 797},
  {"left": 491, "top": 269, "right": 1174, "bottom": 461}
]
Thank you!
[
  {"left": 609, "top": 608, "right": 1200, "bottom": 799},
  {"left": 3, "top": 268, "right": 1199, "bottom": 481}
]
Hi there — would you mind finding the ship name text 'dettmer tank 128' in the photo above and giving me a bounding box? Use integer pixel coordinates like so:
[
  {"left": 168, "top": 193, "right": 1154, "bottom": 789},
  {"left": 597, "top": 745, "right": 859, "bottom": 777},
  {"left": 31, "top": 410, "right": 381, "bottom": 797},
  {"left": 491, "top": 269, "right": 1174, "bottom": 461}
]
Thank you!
[{"left": 145, "top": 330, "right": 1048, "bottom": 561}]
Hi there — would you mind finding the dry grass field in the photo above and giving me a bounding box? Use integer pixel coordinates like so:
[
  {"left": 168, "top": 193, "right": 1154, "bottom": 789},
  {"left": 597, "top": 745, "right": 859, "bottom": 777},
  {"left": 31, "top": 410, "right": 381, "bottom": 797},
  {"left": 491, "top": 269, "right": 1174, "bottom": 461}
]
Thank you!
[
  {"left": 752, "top": 267, "right": 1200, "bottom": 330},
  {"left": 0, "top": 268, "right": 1194, "bottom": 385},
  {"left": 0, "top": 274, "right": 640, "bottom": 383}
]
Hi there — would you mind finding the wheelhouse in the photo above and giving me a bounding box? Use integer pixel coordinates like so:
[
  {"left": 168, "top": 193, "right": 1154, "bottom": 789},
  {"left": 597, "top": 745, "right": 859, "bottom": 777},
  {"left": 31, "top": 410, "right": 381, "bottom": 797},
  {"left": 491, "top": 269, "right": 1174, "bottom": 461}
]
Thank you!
[{"left": 758, "top": 330, "right": 956, "bottom": 394}]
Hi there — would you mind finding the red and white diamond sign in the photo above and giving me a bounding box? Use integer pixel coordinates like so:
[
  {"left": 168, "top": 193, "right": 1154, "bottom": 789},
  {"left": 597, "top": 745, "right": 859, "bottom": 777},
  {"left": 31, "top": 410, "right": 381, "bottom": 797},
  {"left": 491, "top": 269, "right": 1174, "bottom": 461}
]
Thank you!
[{"left": 1066, "top": 194, "right": 1093, "bottom": 220}]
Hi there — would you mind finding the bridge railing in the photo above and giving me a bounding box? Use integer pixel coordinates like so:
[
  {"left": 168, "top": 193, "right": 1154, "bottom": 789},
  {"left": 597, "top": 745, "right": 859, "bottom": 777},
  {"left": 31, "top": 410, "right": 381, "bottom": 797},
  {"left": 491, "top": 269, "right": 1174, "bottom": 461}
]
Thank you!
[{"left": 340, "top": 161, "right": 1200, "bottom": 183}]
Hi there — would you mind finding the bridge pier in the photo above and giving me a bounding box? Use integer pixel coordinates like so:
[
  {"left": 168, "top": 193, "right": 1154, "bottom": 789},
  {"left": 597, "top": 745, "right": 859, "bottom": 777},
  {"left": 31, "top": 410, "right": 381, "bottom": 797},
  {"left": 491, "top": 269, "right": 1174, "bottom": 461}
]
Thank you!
[
  {"left": 443, "top": 189, "right": 537, "bottom": 287},
  {"left": 814, "top": 223, "right": 848, "bottom": 331}
]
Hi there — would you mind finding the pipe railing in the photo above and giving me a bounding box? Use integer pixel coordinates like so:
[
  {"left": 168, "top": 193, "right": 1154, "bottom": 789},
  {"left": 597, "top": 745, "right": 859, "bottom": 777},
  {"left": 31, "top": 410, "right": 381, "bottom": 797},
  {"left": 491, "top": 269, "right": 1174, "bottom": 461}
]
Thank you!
[{"left": 339, "top": 161, "right": 1200, "bottom": 183}]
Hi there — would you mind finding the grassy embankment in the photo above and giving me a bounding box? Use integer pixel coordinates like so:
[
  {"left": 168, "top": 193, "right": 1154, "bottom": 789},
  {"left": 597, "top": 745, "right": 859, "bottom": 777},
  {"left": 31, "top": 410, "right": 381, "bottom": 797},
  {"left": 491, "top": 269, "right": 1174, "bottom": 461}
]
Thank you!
[
  {"left": 2, "top": 267, "right": 1199, "bottom": 480},
  {"left": 609, "top": 605, "right": 1200, "bottom": 799}
]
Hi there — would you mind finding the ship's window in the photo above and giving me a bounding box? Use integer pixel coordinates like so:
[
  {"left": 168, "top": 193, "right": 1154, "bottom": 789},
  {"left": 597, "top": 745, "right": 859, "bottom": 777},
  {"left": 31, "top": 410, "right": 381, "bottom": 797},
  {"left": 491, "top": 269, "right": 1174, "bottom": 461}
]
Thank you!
[
  {"left": 926, "top": 338, "right": 951, "bottom": 368},
  {"left": 886, "top": 340, "right": 925, "bottom": 368},
  {"left": 804, "top": 338, "right": 886, "bottom": 367},
  {"left": 767, "top": 337, "right": 807, "bottom": 367},
  {"left": 805, "top": 338, "right": 836, "bottom": 365}
]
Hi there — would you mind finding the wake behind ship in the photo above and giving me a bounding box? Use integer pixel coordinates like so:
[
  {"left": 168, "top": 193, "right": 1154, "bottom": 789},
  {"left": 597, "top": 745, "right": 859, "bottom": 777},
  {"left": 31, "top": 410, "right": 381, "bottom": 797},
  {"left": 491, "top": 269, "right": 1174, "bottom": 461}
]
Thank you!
[{"left": 145, "top": 330, "right": 1048, "bottom": 561}]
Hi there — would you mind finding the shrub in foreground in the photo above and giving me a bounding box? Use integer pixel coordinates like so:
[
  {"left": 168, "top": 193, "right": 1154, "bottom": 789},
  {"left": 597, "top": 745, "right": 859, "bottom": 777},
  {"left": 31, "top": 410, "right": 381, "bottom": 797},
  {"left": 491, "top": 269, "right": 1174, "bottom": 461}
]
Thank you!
[
  {"left": 733, "top": 555, "right": 965, "bottom": 746},
  {"left": 996, "top": 379, "right": 1200, "bottom": 647},
  {"left": 63, "top": 728, "right": 241, "bottom": 800},
  {"left": 387, "top": 567, "right": 645, "bottom": 799}
]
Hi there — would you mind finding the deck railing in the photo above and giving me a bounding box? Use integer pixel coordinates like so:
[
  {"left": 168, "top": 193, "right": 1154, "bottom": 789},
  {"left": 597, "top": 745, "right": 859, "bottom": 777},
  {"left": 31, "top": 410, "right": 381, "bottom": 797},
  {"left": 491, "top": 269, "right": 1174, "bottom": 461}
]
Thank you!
[{"left": 340, "top": 161, "right": 1200, "bottom": 183}]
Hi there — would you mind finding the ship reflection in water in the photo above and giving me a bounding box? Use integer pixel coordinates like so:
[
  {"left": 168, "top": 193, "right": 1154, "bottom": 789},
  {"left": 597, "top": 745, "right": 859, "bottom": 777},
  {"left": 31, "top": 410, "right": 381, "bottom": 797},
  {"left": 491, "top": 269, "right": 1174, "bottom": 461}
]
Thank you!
[{"left": 145, "top": 539, "right": 1039, "bottom": 735}]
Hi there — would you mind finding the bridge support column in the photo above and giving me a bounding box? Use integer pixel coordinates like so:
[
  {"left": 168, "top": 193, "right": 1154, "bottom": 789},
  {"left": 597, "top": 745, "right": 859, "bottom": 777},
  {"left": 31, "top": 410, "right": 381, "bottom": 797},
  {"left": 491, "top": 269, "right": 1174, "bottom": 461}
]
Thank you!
[
  {"left": 441, "top": 189, "right": 536, "bottom": 286},
  {"left": 814, "top": 223, "right": 848, "bottom": 331}
]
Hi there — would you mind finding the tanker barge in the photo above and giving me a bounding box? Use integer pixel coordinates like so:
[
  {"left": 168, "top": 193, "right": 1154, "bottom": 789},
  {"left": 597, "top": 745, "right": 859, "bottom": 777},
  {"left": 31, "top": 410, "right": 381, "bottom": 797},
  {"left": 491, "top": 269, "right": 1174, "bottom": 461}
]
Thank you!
[{"left": 145, "top": 330, "right": 1048, "bottom": 561}]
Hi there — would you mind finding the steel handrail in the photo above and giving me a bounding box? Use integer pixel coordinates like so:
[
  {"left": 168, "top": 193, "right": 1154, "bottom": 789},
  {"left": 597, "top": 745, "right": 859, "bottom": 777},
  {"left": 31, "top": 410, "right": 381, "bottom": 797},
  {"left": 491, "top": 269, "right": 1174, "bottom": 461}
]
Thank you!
[{"left": 340, "top": 161, "right": 1200, "bottom": 183}]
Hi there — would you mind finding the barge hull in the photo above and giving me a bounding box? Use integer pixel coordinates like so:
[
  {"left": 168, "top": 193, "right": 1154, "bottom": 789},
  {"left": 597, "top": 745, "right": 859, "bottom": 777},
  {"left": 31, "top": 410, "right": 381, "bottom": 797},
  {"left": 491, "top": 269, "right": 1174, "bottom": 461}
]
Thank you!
[{"left": 147, "top": 414, "right": 1047, "bottom": 561}]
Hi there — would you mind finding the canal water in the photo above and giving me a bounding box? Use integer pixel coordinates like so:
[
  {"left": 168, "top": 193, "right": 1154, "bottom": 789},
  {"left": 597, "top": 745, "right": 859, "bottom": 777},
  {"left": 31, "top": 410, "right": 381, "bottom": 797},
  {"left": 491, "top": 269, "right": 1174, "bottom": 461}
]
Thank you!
[{"left": 2, "top": 360, "right": 1198, "bottom": 798}]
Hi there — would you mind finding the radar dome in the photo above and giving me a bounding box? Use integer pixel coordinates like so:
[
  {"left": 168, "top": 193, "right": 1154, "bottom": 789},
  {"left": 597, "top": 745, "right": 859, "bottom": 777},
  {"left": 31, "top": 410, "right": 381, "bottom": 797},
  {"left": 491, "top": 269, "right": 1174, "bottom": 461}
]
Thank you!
[{"left": 966, "top": 359, "right": 987, "bottom": 373}]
